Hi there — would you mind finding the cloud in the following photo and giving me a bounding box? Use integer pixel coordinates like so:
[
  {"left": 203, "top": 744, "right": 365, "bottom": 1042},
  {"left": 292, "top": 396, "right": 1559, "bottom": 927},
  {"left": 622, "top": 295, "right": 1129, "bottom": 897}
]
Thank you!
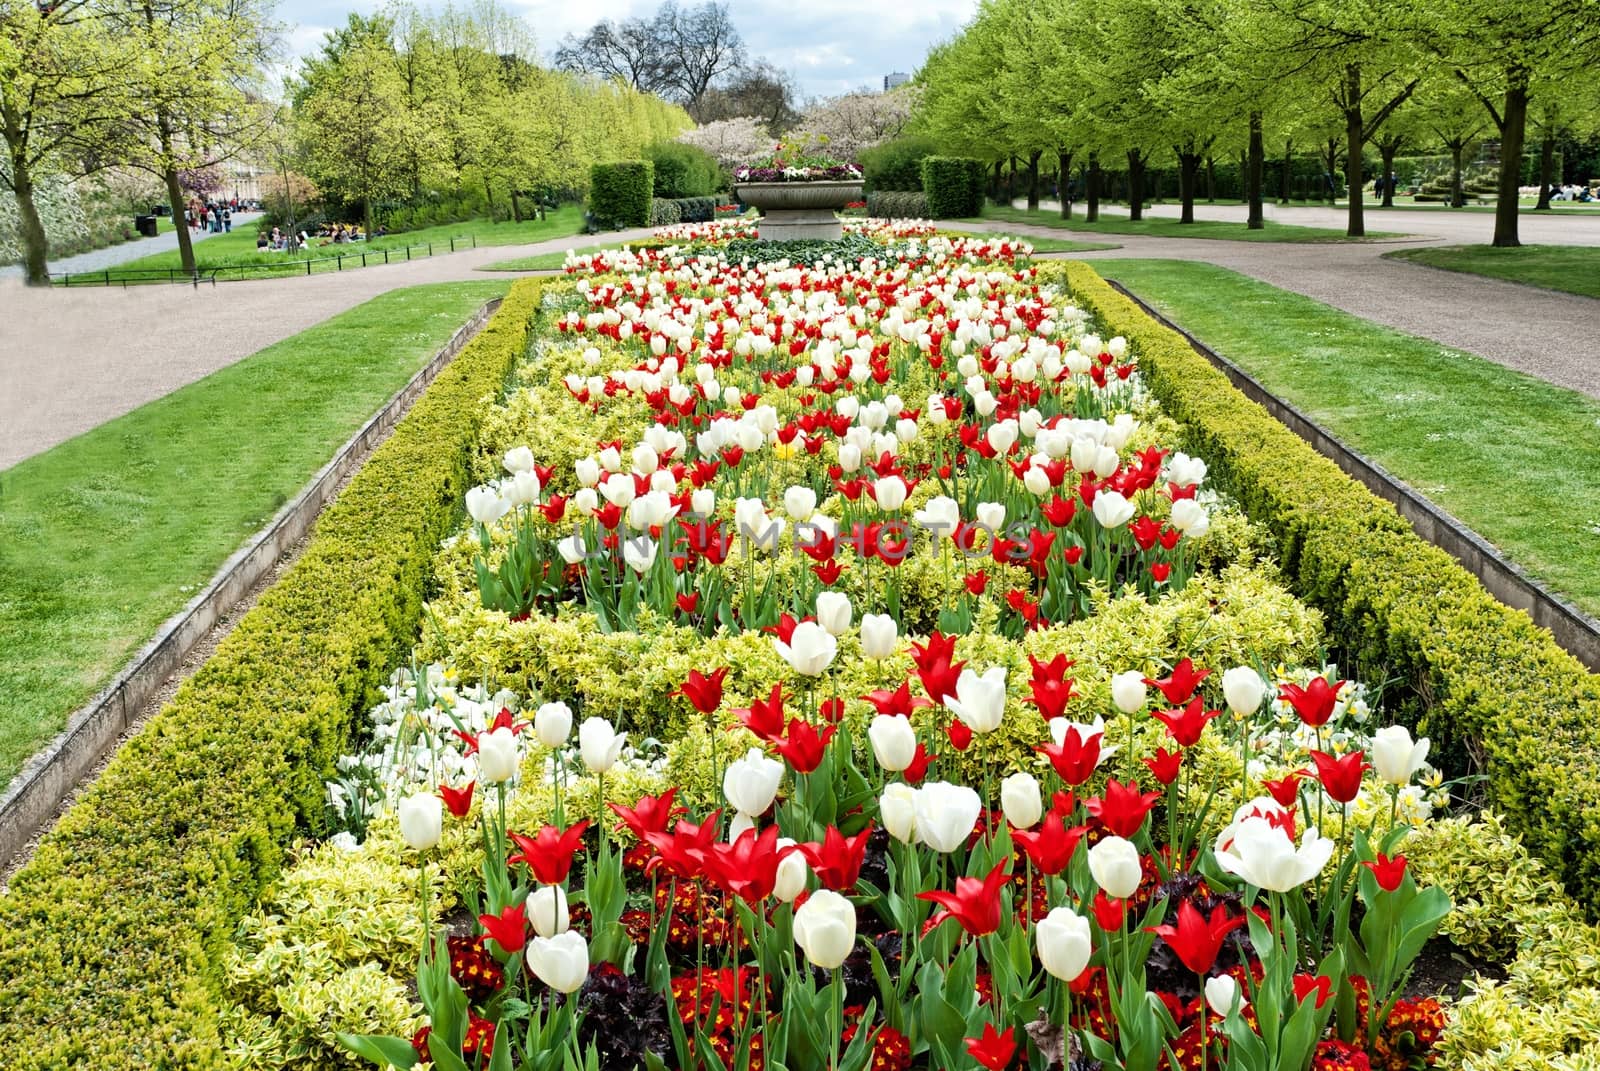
[{"left": 273, "top": 0, "right": 976, "bottom": 101}]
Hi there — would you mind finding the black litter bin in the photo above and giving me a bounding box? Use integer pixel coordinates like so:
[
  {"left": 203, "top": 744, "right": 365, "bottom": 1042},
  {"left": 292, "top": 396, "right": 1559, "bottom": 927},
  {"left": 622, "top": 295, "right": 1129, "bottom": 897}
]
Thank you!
[
  {"left": 134, "top": 214, "right": 159, "bottom": 238},
  {"left": 152, "top": 203, "right": 170, "bottom": 217}
]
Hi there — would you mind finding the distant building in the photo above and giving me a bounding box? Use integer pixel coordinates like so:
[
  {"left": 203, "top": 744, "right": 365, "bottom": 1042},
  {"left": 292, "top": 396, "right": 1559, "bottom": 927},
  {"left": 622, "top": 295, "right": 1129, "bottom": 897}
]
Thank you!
[{"left": 883, "top": 72, "right": 909, "bottom": 91}]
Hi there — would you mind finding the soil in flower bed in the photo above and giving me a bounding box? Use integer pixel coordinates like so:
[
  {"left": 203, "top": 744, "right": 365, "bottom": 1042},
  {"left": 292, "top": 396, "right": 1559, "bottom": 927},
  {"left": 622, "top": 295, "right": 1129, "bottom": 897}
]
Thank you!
[{"left": 1403, "top": 937, "right": 1503, "bottom": 1001}]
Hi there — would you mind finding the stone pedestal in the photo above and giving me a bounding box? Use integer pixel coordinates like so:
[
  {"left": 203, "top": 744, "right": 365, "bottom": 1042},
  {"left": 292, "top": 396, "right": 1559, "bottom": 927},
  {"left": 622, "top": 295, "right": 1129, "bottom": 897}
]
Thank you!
[{"left": 733, "top": 181, "right": 864, "bottom": 242}]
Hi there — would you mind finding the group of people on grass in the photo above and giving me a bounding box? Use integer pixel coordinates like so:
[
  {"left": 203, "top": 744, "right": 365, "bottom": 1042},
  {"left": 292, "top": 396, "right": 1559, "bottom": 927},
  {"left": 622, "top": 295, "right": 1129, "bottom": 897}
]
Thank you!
[
  {"left": 1550, "top": 183, "right": 1599, "bottom": 203},
  {"left": 185, "top": 201, "right": 233, "bottom": 235},
  {"left": 253, "top": 222, "right": 384, "bottom": 254}
]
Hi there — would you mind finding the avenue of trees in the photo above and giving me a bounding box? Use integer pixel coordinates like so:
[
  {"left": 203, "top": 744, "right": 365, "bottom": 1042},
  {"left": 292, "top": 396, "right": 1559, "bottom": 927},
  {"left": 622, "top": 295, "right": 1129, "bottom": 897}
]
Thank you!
[{"left": 914, "top": 0, "right": 1600, "bottom": 245}]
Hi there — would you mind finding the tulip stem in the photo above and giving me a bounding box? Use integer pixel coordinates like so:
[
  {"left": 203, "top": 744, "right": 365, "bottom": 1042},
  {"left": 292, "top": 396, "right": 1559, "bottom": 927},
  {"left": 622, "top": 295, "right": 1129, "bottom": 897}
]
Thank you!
[{"left": 831, "top": 968, "right": 844, "bottom": 1071}]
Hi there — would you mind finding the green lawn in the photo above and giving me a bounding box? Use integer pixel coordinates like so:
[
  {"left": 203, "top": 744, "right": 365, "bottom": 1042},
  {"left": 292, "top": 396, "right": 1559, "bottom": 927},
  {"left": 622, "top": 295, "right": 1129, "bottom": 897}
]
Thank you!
[
  {"left": 84, "top": 206, "right": 587, "bottom": 284},
  {"left": 1382, "top": 244, "right": 1600, "bottom": 300},
  {"left": 0, "top": 279, "right": 510, "bottom": 786},
  {"left": 972, "top": 204, "right": 1401, "bottom": 242},
  {"left": 1098, "top": 258, "right": 1600, "bottom": 617},
  {"left": 477, "top": 231, "right": 1120, "bottom": 271}
]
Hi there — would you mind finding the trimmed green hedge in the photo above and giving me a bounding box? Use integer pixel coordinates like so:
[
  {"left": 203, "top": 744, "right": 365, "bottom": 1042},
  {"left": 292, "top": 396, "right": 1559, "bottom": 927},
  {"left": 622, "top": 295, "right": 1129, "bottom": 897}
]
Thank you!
[
  {"left": 921, "top": 155, "right": 986, "bottom": 218},
  {"left": 590, "top": 161, "right": 654, "bottom": 229},
  {"left": 0, "top": 279, "right": 551, "bottom": 1069},
  {"left": 1056, "top": 261, "right": 1600, "bottom": 914},
  {"left": 861, "top": 135, "right": 938, "bottom": 192},
  {"left": 867, "top": 190, "right": 930, "bottom": 219},
  {"left": 672, "top": 195, "right": 718, "bottom": 223},
  {"left": 646, "top": 140, "right": 722, "bottom": 199}
]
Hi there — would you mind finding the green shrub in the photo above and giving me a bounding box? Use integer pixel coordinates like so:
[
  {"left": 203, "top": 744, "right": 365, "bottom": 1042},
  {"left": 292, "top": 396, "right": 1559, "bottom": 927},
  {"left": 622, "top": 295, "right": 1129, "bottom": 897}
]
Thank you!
[
  {"left": 921, "top": 155, "right": 986, "bottom": 218},
  {"left": 0, "top": 279, "right": 554, "bottom": 1070},
  {"left": 645, "top": 141, "right": 722, "bottom": 199},
  {"left": 861, "top": 136, "right": 939, "bottom": 192},
  {"left": 672, "top": 196, "right": 717, "bottom": 223},
  {"left": 1055, "top": 260, "right": 1600, "bottom": 916},
  {"left": 648, "top": 198, "right": 682, "bottom": 227},
  {"left": 867, "top": 190, "right": 930, "bottom": 218},
  {"left": 589, "top": 161, "right": 654, "bottom": 229}
]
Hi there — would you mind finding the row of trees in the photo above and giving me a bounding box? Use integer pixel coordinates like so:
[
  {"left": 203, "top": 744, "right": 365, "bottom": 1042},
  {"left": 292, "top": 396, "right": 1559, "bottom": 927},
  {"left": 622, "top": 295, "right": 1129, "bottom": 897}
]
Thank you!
[
  {"left": 289, "top": 6, "right": 691, "bottom": 236},
  {"left": 2, "top": 0, "right": 274, "bottom": 285},
  {"left": 915, "top": 0, "right": 1600, "bottom": 245}
]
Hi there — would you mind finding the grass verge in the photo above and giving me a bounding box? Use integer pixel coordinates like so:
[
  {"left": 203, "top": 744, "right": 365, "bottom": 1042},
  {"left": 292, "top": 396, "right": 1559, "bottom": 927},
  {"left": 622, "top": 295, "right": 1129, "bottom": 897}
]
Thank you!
[
  {"left": 1383, "top": 244, "right": 1600, "bottom": 300},
  {"left": 1095, "top": 258, "right": 1600, "bottom": 615},
  {"left": 972, "top": 204, "right": 1401, "bottom": 241},
  {"left": 84, "top": 206, "right": 586, "bottom": 283},
  {"left": 0, "top": 279, "right": 509, "bottom": 787}
]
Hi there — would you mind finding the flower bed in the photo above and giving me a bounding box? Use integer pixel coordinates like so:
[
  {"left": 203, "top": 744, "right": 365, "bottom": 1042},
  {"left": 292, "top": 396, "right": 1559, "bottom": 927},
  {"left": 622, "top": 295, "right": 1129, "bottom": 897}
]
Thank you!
[{"left": 194, "top": 226, "right": 1600, "bottom": 1071}]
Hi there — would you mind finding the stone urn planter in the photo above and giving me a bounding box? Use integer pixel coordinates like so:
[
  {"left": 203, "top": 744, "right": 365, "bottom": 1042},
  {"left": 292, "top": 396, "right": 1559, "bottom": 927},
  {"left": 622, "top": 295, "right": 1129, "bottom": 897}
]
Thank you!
[{"left": 732, "top": 180, "right": 864, "bottom": 241}]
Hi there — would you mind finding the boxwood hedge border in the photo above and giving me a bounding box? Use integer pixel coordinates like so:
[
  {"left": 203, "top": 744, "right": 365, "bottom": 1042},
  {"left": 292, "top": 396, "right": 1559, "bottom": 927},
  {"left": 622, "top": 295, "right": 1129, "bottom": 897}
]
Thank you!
[
  {"left": 0, "top": 277, "right": 551, "bottom": 1070},
  {"left": 1054, "top": 260, "right": 1600, "bottom": 915}
]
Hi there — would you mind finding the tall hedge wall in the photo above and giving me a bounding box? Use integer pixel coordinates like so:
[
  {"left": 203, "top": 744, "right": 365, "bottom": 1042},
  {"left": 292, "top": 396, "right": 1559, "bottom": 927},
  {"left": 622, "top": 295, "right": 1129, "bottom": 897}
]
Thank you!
[
  {"left": 590, "top": 161, "right": 654, "bottom": 229},
  {"left": 921, "top": 155, "right": 986, "bottom": 218},
  {"left": 1054, "top": 261, "right": 1600, "bottom": 915},
  {"left": 0, "top": 279, "right": 551, "bottom": 1069}
]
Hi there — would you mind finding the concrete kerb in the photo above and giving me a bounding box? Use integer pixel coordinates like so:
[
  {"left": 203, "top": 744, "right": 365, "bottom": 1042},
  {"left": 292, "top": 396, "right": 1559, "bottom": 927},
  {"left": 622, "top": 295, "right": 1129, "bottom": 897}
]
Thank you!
[
  {"left": 1106, "top": 280, "right": 1600, "bottom": 672},
  {"left": 0, "top": 297, "right": 503, "bottom": 870}
]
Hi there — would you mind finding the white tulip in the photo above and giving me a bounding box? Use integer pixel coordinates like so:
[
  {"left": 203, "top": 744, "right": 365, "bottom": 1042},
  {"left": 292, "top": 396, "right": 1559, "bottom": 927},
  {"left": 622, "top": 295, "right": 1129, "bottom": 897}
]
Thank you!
[
  {"left": 815, "top": 592, "right": 853, "bottom": 637},
  {"left": 784, "top": 485, "right": 817, "bottom": 522},
  {"left": 1206, "top": 975, "right": 1244, "bottom": 1017},
  {"left": 535, "top": 702, "right": 573, "bottom": 748},
  {"left": 860, "top": 614, "right": 898, "bottom": 660},
  {"left": 398, "top": 792, "right": 442, "bottom": 851},
  {"left": 477, "top": 727, "right": 520, "bottom": 784},
  {"left": 726, "top": 810, "right": 755, "bottom": 843},
  {"left": 1371, "top": 725, "right": 1430, "bottom": 786},
  {"left": 1169, "top": 498, "right": 1209, "bottom": 536},
  {"left": 774, "top": 838, "right": 809, "bottom": 902},
  {"left": 868, "top": 715, "right": 918, "bottom": 773},
  {"left": 1215, "top": 818, "right": 1335, "bottom": 893},
  {"left": 691, "top": 488, "right": 716, "bottom": 517},
  {"left": 526, "top": 931, "right": 589, "bottom": 993},
  {"left": 873, "top": 476, "right": 909, "bottom": 512},
  {"left": 598, "top": 446, "right": 622, "bottom": 473},
  {"left": 723, "top": 747, "right": 784, "bottom": 816},
  {"left": 1023, "top": 465, "right": 1052, "bottom": 497},
  {"left": 1167, "top": 453, "right": 1208, "bottom": 488},
  {"left": 622, "top": 537, "right": 658, "bottom": 574},
  {"left": 600, "top": 473, "right": 636, "bottom": 509},
  {"left": 1087, "top": 836, "right": 1143, "bottom": 899},
  {"left": 1091, "top": 490, "right": 1135, "bottom": 529},
  {"left": 913, "top": 781, "right": 982, "bottom": 853},
  {"left": 574, "top": 457, "right": 601, "bottom": 487},
  {"left": 837, "top": 442, "right": 862, "bottom": 473},
  {"left": 947, "top": 666, "right": 1008, "bottom": 734},
  {"left": 1221, "top": 667, "right": 1266, "bottom": 716},
  {"left": 578, "top": 717, "right": 625, "bottom": 774},
  {"left": 914, "top": 495, "right": 961, "bottom": 538},
  {"left": 774, "top": 621, "right": 838, "bottom": 677},
  {"left": 527, "top": 884, "right": 570, "bottom": 937},
  {"left": 572, "top": 487, "right": 598, "bottom": 517},
  {"left": 1036, "top": 908, "right": 1093, "bottom": 982},
  {"left": 631, "top": 443, "right": 659, "bottom": 475},
  {"left": 465, "top": 486, "right": 509, "bottom": 526},
  {"left": 1092, "top": 445, "right": 1121, "bottom": 479},
  {"left": 880, "top": 783, "right": 920, "bottom": 843},
  {"left": 557, "top": 534, "right": 587, "bottom": 565},
  {"left": 503, "top": 446, "right": 536, "bottom": 474},
  {"left": 1001, "top": 771, "right": 1043, "bottom": 829},
  {"left": 1110, "top": 671, "right": 1148, "bottom": 714},
  {"left": 793, "top": 888, "right": 857, "bottom": 969}
]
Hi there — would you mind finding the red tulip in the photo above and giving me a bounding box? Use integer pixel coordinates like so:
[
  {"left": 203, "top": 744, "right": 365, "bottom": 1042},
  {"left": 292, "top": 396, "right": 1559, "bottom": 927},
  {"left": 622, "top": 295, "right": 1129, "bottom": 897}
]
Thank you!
[
  {"left": 1037, "top": 725, "right": 1103, "bottom": 787},
  {"left": 732, "top": 683, "right": 786, "bottom": 742},
  {"left": 819, "top": 697, "right": 847, "bottom": 724},
  {"left": 701, "top": 825, "right": 786, "bottom": 903},
  {"left": 1143, "top": 747, "right": 1184, "bottom": 786},
  {"left": 1143, "top": 658, "right": 1211, "bottom": 706},
  {"left": 675, "top": 592, "right": 700, "bottom": 615},
  {"left": 1085, "top": 778, "right": 1162, "bottom": 838},
  {"left": 1280, "top": 676, "right": 1345, "bottom": 728},
  {"left": 479, "top": 901, "right": 528, "bottom": 955},
  {"left": 1364, "top": 852, "right": 1408, "bottom": 892},
  {"left": 438, "top": 781, "right": 475, "bottom": 818},
  {"left": 1091, "top": 889, "right": 1126, "bottom": 931},
  {"left": 1310, "top": 749, "right": 1370, "bottom": 804},
  {"left": 677, "top": 668, "right": 730, "bottom": 715},
  {"left": 773, "top": 717, "right": 835, "bottom": 774},
  {"left": 963, "top": 571, "right": 988, "bottom": 596},
  {"left": 1152, "top": 696, "right": 1222, "bottom": 748},
  {"left": 796, "top": 824, "right": 873, "bottom": 891},
  {"left": 909, "top": 631, "right": 966, "bottom": 705},
  {"left": 903, "top": 743, "right": 935, "bottom": 783},
  {"left": 813, "top": 559, "right": 845, "bottom": 585},
  {"left": 947, "top": 717, "right": 973, "bottom": 752},
  {"left": 862, "top": 681, "right": 933, "bottom": 718},
  {"left": 918, "top": 860, "right": 1011, "bottom": 936},
  {"left": 609, "top": 788, "right": 686, "bottom": 839},
  {"left": 1041, "top": 495, "right": 1076, "bottom": 527},
  {"left": 643, "top": 812, "right": 722, "bottom": 879},
  {"left": 507, "top": 820, "right": 591, "bottom": 884},
  {"left": 1150, "top": 562, "right": 1172, "bottom": 583},
  {"left": 1012, "top": 811, "right": 1086, "bottom": 875},
  {"left": 1146, "top": 900, "right": 1245, "bottom": 975},
  {"left": 1025, "top": 674, "right": 1079, "bottom": 721},
  {"left": 964, "top": 1023, "right": 1017, "bottom": 1071},
  {"left": 1260, "top": 769, "right": 1308, "bottom": 809},
  {"left": 1292, "top": 974, "right": 1333, "bottom": 1010}
]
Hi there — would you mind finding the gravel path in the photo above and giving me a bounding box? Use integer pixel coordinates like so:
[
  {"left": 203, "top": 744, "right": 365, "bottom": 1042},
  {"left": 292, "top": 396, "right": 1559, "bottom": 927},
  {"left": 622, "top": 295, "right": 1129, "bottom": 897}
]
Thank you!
[
  {"left": 0, "top": 212, "right": 262, "bottom": 280},
  {"left": 3, "top": 206, "right": 1597, "bottom": 470},
  {"left": 0, "top": 228, "right": 648, "bottom": 470}
]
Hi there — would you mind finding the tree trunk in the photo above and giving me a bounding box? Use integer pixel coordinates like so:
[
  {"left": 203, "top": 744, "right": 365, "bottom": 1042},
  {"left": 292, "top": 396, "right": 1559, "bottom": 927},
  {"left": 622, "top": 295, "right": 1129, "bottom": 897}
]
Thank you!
[
  {"left": 1058, "top": 149, "right": 1073, "bottom": 219},
  {"left": 1380, "top": 142, "right": 1398, "bottom": 208},
  {"left": 163, "top": 166, "right": 196, "bottom": 276},
  {"left": 1450, "top": 143, "right": 1466, "bottom": 208},
  {"left": 1205, "top": 156, "right": 1216, "bottom": 202},
  {"left": 510, "top": 189, "right": 523, "bottom": 222},
  {"left": 1027, "top": 149, "right": 1042, "bottom": 211},
  {"left": 363, "top": 197, "right": 374, "bottom": 237},
  {"left": 484, "top": 176, "right": 494, "bottom": 214},
  {"left": 10, "top": 171, "right": 50, "bottom": 286},
  {"left": 1493, "top": 80, "right": 1528, "bottom": 247},
  {"left": 1323, "top": 138, "right": 1341, "bottom": 205},
  {"left": 1009, "top": 155, "right": 1019, "bottom": 207},
  {"left": 1127, "top": 150, "right": 1146, "bottom": 221},
  {"left": 1086, "top": 154, "right": 1100, "bottom": 222},
  {"left": 1177, "top": 149, "right": 1200, "bottom": 223},
  {"left": 1247, "top": 113, "right": 1265, "bottom": 229},
  {"left": 1280, "top": 139, "right": 1293, "bottom": 203},
  {"left": 1343, "top": 65, "right": 1366, "bottom": 238},
  {"left": 991, "top": 160, "right": 1003, "bottom": 204},
  {"left": 1535, "top": 131, "right": 1555, "bottom": 210}
]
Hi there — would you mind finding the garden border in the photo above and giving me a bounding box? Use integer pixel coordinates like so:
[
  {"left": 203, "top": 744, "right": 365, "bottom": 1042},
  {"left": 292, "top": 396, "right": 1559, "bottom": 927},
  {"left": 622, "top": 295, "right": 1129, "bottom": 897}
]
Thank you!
[
  {"left": 1102, "top": 279, "right": 1600, "bottom": 672},
  {"left": 0, "top": 299, "right": 500, "bottom": 872}
]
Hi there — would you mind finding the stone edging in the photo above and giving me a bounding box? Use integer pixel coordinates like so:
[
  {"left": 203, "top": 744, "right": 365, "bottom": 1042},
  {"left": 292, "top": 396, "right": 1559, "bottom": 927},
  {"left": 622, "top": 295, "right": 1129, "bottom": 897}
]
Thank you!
[
  {"left": 0, "top": 298, "right": 503, "bottom": 869},
  {"left": 1106, "top": 280, "right": 1600, "bottom": 672}
]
